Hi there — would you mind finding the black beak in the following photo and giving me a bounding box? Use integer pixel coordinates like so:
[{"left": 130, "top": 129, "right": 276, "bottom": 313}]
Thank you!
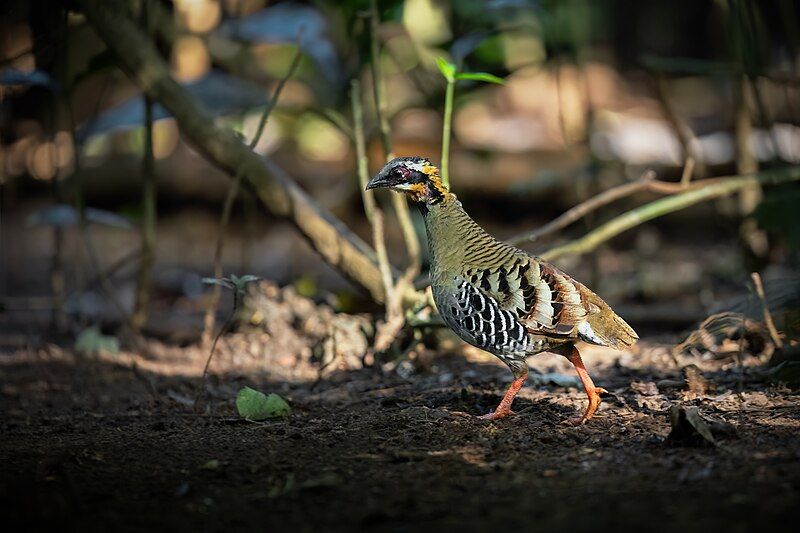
[{"left": 365, "top": 170, "right": 391, "bottom": 191}]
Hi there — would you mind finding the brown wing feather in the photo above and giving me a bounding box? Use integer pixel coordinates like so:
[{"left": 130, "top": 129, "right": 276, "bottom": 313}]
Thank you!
[{"left": 466, "top": 254, "right": 637, "bottom": 348}]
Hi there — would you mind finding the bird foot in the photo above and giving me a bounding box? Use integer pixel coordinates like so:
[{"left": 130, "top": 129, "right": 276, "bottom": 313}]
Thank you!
[
  {"left": 478, "top": 408, "right": 515, "bottom": 421},
  {"left": 564, "top": 387, "right": 608, "bottom": 426}
]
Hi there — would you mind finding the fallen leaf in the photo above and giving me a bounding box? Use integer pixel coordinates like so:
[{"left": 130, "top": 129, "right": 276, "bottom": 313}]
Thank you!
[
  {"left": 631, "top": 381, "right": 659, "bottom": 396},
  {"left": 667, "top": 405, "right": 715, "bottom": 447},
  {"left": 201, "top": 459, "right": 220, "bottom": 470},
  {"left": 236, "top": 387, "right": 291, "bottom": 420}
]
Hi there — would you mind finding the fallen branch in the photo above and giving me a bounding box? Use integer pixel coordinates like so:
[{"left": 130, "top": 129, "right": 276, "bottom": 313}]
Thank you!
[
  {"left": 540, "top": 166, "right": 800, "bottom": 261},
  {"left": 78, "top": 0, "right": 389, "bottom": 303}
]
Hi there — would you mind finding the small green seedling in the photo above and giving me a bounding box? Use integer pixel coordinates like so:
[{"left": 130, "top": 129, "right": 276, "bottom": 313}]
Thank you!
[
  {"left": 436, "top": 57, "right": 505, "bottom": 189},
  {"left": 195, "top": 274, "right": 261, "bottom": 411}
]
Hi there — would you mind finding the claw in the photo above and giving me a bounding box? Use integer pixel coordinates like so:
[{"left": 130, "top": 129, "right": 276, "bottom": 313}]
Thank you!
[
  {"left": 565, "top": 386, "right": 607, "bottom": 426},
  {"left": 478, "top": 408, "right": 515, "bottom": 421}
]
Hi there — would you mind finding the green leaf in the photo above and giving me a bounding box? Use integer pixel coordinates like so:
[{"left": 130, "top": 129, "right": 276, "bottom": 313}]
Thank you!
[
  {"left": 454, "top": 72, "right": 505, "bottom": 84},
  {"left": 436, "top": 57, "right": 456, "bottom": 82},
  {"left": 236, "top": 387, "right": 291, "bottom": 420},
  {"left": 201, "top": 459, "right": 220, "bottom": 470},
  {"left": 75, "top": 326, "right": 120, "bottom": 356},
  {"left": 202, "top": 277, "right": 235, "bottom": 290}
]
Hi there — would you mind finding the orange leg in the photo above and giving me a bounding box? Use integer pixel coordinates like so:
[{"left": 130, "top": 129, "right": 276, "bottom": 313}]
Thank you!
[
  {"left": 479, "top": 368, "right": 528, "bottom": 421},
  {"left": 562, "top": 345, "right": 607, "bottom": 426}
]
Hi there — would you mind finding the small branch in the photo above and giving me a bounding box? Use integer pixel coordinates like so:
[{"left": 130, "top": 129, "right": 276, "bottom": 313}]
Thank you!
[
  {"left": 352, "top": 80, "right": 394, "bottom": 301},
  {"left": 540, "top": 166, "right": 800, "bottom": 261},
  {"left": 653, "top": 74, "right": 707, "bottom": 177},
  {"left": 201, "top": 47, "right": 302, "bottom": 346},
  {"left": 750, "top": 272, "right": 784, "bottom": 349},
  {"left": 507, "top": 170, "right": 657, "bottom": 245},
  {"left": 368, "top": 0, "right": 421, "bottom": 283},
  {"left": 196, "top": 289, "right": 239, "bottom": 412},
  {"left": 680, "top": 156, "right": 696, "bottom": 187},
  {"left": 132, "top": 93, "right": 156, "bottom": 331},
  {"left": 353, "top": 79, "right": 405, "bottom": 353}
]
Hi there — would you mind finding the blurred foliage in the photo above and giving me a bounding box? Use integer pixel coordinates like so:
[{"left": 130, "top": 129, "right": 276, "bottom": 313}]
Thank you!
[{"left": 755, "top": 183, "right": 800, "bottom": 259}]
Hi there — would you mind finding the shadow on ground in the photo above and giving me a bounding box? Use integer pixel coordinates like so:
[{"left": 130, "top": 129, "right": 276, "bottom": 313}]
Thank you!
[{"left": 1, "top": 344, "right": 799, "bottom": 532}]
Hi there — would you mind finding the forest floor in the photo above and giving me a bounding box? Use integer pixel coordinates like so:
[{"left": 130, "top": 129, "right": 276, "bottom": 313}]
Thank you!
[{"left": 2, "top": 318, "right": 799, "bottom": 533}]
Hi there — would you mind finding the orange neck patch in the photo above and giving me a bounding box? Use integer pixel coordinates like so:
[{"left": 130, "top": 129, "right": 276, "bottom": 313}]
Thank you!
[{"left": 421, "top": 163, "right": 449, "bottom": 203}]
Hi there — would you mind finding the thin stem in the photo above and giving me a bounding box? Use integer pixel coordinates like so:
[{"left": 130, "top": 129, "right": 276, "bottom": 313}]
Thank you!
[
  {"left": 201, "top": 47, "right": 303, "bottom": 346},
  {"left": 653, "top": 74, "right": 707, "bottom": 177},
  {"left": 750, "top": 272, "right": 784, "bottom": 349},
  {"left": 133, "top": 93, "right": 156, "bottom": 331},
  {"left": 440, "top": 78, "right": 455, "bottom": 190},
  {"left": 352, "top": 80, "right": 394, "bottom": 300},
  {"left": 368, "top": 0, "right": 421, "bottom": 281},
  {"left": 540, "top": 166, "right": 800, "bottom": 261},
  {"left": 508, "top": 170, "right": 656, "bottom": 245},
  {"left": 196, "top": 289, "right": 240, "bottom": 412}
]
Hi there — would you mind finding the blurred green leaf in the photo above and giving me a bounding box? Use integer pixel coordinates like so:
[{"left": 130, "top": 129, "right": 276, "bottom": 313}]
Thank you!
[
  {"left": 236, "top": 387, "right": 291, "bottom": 420},
  {"left": 454, "top": 72, "right": 505, "bottom": 84},
  {"left": 203, "top": 274, "right": 260, "bottom": 295},
  {"left": 755, "top": 184, "right": 800, "bottom": 252},
  {"left": 201, "top": 459, "right": 221, "bottom": 471},
  {"left": 436, "top": 57, "right": 456, "bottom": 82},
  {"left": 75, "top": 326, "right": 120, "bottom": 357}
]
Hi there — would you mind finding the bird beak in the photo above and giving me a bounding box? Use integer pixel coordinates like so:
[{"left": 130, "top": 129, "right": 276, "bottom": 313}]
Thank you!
[{"left": 365, "top": 170, "right": 391, "bottom": 191}]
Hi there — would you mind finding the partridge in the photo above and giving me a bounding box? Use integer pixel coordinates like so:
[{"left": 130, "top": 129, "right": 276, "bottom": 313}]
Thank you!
[{"left": 367, "top": 156, "right": 638, "bottom": 424}]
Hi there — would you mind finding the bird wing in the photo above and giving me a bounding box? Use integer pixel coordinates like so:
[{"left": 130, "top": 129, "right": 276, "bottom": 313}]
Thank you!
[{"left": 462, "top": 255, "right": 589, "bottom": 338}]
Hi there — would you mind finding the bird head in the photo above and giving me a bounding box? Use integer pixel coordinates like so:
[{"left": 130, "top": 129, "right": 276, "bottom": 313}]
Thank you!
[{"left": 366, "top": 156, "right": 448, "bottom": 204}]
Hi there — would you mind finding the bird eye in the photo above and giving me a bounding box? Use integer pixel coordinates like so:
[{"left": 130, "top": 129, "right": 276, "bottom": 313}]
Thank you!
[{"left": 392, "top": 166, "right": 410, "bottom": 180}]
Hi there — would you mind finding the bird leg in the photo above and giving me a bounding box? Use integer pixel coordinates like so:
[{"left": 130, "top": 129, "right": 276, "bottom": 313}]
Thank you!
[
  {"left": 479, "top": 368, "right": 528, "bottom": 421},
  {"left": 562, "top": 345, "right": 607, "bottom": 426}
]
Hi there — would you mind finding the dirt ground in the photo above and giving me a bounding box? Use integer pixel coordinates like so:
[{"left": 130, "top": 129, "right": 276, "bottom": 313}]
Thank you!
[{"left": 2, "top": 324, "right": 799, "bottom": 533}]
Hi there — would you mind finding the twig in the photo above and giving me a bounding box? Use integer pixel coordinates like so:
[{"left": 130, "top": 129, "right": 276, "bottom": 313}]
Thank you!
[
  {"left": 133, "top": 0, "right": 157, "bottom": 332},
  {"left": 368, "top": 0, "right": 421, "bottom": 283},
  {"left": 750, "top": 272, "right": 784, "bottom": 349},
  {"left": 132, "top": 93, "right": 156, "bottom": 331},
  {"left": 352, "top": 80, "right": 394, "bottom": 303},
  {"left": 78, "top": 0, "right": 391, "bottom": 303},
  {"left": 540, "top": 166, "right": 800, "bottom": 261},
  {"left": 201, "top": 47, "right": 302, "bottom": 346},
  {"left": 507, "top": 170, "right": 657, "bottom": 245},
  {"left": 680, "top": 156, "right": 696, "bottom": 187},
  {"left": 352, "top": 79, "right": 404, "bottom": 353},
  {"left": 196, "top": 289, "right": 240, "bottom": 412},
  {"left": 653, "top": 74, "right": 707, "bottom": 177}
]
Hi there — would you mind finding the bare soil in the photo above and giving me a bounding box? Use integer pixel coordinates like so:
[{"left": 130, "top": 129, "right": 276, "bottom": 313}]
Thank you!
[{"left": 2, "top": 330, "right": 799, "bottom": 533}]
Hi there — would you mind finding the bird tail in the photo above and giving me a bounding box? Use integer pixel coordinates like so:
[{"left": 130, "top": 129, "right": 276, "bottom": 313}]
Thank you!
[{"left": 582, "top": 293, "right": 639, "bottom": 349}]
